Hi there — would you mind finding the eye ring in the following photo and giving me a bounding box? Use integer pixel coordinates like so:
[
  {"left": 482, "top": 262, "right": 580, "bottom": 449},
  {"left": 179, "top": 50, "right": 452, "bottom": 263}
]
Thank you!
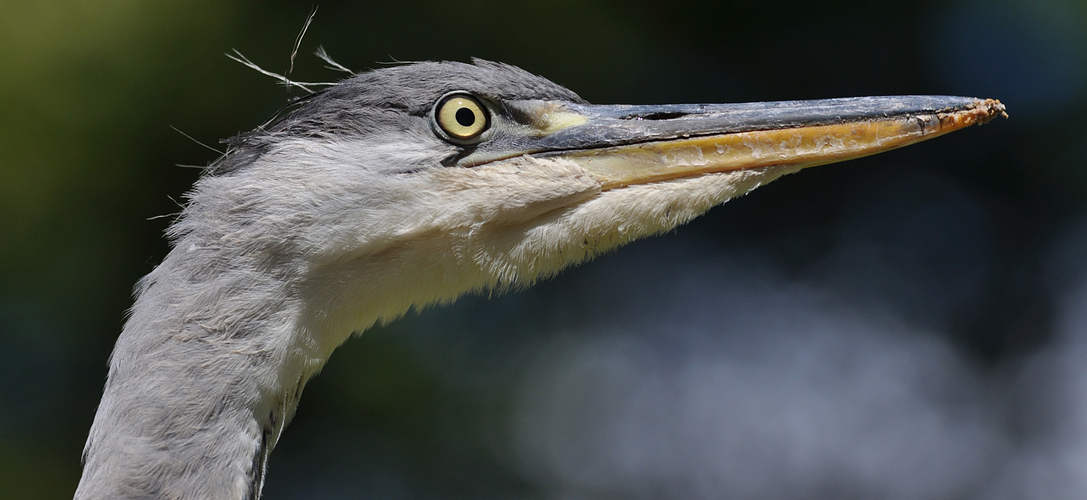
[{"left": 432, "top": 93, "right": 490, "bottom": 143}]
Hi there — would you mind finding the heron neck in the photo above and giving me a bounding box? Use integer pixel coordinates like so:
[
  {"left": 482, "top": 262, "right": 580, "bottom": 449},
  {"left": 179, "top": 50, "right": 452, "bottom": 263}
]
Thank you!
[{"left": 75, "top": 245, "right": 308, "bottom": 500}]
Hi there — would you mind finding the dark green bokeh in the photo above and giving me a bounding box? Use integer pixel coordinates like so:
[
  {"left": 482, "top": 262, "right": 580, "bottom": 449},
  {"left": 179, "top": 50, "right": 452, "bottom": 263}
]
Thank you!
[{"left": 2, "top": 0, "right": 1085, "bottom": 498}]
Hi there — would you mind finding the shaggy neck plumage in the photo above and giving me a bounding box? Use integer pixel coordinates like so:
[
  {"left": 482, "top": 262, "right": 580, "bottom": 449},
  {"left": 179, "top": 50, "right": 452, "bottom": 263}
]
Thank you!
[
  {"left": 75, "top": 213, "right": 311, "bottom": 500},
  {"left": 75, "top": 146, "right": 799, "bottom": 499}
]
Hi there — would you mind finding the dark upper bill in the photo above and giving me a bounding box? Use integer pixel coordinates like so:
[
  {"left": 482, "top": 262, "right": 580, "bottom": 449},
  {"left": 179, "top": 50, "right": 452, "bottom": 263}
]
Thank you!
[{"left": 464, "top": 96, "right": 1007, "bottom": 190}]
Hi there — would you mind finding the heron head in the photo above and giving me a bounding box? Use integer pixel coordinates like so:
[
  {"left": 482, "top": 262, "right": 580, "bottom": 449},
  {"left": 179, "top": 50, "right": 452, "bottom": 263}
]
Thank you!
[{"left": 170, "top": 59, "right": 1003, "bottom": 345}]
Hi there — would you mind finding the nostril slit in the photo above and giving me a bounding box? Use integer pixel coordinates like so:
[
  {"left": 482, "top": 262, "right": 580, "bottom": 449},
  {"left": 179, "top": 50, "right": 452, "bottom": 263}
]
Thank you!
[{"left": 622, "top": 112, "right": 689, "bottom": 121}]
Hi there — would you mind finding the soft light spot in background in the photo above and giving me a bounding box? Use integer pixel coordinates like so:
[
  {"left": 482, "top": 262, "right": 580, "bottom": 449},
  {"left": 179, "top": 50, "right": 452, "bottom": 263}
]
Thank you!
[
  {"left": 492, "top": 169, "right": 1004, "bottom": 498},
  {"left": 507, "top": 250, "right": 1002, "bottom": 499}
]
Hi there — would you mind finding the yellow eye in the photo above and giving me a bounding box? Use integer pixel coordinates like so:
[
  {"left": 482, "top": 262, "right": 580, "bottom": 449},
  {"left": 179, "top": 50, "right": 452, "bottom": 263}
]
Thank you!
[{"left": 435, "top": 94, "right": 489, "bottom": 141}]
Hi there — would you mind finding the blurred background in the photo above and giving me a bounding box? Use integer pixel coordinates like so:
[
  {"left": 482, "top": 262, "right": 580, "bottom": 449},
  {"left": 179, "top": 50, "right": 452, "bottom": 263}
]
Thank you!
[{"left": 2, "top": 0, "right": 1086, "bottom": 498}]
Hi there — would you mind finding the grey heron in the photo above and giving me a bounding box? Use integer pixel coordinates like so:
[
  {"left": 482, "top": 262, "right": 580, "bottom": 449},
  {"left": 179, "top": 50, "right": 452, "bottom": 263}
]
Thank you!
[{"left": 75, "top": 59, "right": 1005, "bottom": 499}]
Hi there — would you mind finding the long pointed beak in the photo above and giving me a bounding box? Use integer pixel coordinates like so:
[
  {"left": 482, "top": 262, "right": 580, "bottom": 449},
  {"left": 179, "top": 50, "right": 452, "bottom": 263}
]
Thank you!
[{"left": 471, "top": 96, "right": 1006, "bottom": 190}]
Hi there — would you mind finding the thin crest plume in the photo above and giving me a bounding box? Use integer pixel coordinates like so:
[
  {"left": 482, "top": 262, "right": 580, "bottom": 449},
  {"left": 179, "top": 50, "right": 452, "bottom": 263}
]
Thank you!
[{"left": 225, "top": 49, "right": 342, "bottom": 93}]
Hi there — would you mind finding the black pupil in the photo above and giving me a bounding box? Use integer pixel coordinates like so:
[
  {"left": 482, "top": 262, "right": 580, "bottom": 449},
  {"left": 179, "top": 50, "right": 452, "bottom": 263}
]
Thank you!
[{"left": 455, "top": 107, "right": 476, "bottom": 127}]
